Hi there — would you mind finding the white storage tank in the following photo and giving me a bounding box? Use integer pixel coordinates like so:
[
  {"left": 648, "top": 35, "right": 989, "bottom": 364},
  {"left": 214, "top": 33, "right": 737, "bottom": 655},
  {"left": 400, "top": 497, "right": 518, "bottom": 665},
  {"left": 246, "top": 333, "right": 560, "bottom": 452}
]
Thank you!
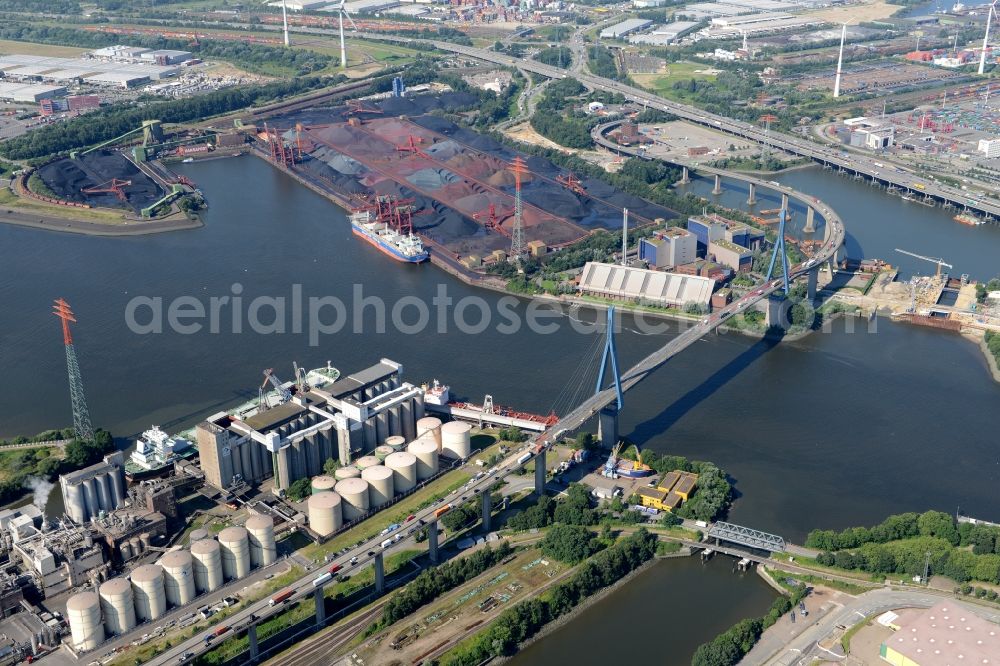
[
  {"left": 374, "top": 445, "right": 393, "bottom": 462},
  {"left": 334, "top": 465, "right": 361, "bottom": 480},
  {"left": 416, "top": 416, "right": 443, "bottom": 451},
  {"left": 67, "top": 592, "right": 105, "bottom": 651},
  {"left": 441, "top": 421, "right": 472, "bottom": 460},
  {"left": 131, "top": 564, "right": 166, "bottom": 622},
  {"left": 308, "top": 491, "right": 343, "bottom": 536},
  {"left": 246, "top": 514, "right": 277, "bottom": 567},
  {"left": 188, "top": 528, "right": 209, "bottom": 544},
  {"left": 218, "top": 527, "right": 251, "bottom": 581},
  {"left": 407, "top": 439, "right": 439, "bottom": 480},
  {"left": 385, "top": 451, "right": 418, "bottom": 492},
  {"left": 190, "top": 539, "right": 223, "bottom": 593},
  {"left": 334, "top": 477, "right": 369, "bottom": 522},
  {"left": 159, "top": 549, "right": 196, "bottom": 607},
  {"left": 354, "top": 455, "right": 379, "bottom": 471},
  {"left": 385, "top": 435, "right": 406, "bottom": 451},
  {"left": 311, "top": 475, "right": 337, "bottom": 494},
  {"left": 99, "top": 578, "right": 136, "bottom": 636},
  {"left": 361, "top": 465, "right": 395, "bottom": 507}
]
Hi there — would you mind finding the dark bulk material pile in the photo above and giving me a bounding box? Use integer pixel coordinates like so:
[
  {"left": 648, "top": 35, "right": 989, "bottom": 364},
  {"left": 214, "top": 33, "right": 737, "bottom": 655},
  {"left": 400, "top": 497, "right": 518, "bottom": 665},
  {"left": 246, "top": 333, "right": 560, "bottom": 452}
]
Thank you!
[{"left": 37, "top": 151, "right": 164, "bottom": 213}]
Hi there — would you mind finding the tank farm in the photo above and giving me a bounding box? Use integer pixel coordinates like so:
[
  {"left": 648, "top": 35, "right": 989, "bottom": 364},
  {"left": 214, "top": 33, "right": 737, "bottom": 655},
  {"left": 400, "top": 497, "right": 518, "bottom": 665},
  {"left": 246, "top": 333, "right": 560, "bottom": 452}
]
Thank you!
[{"left": 255, "top": 92, "right": 676, "bottom": 259}]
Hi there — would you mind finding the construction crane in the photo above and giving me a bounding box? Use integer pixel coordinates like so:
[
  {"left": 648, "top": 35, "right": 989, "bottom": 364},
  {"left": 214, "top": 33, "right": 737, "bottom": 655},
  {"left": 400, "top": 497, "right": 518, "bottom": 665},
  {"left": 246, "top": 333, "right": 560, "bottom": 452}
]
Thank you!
[
  {"left": 292, "top": 361, "right": 310, "bottom": 393},
  {"left": 895, "top": 248, "right": 953, "bottom": 277},
  {"left": 259, "top": 368, "right": 292, "bottom": 411},
  {"left": 82, "top": 179, "right": 132, "bottom": 202}
]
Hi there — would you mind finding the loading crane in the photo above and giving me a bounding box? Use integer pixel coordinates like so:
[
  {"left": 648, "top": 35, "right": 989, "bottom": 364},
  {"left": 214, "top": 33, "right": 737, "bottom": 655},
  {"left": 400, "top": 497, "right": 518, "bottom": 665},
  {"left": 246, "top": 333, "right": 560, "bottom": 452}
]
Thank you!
[
  {"left": 74, "top": 119, "right": 163, "bottom": 159},
  {"left": 895, "top": 248, "right": 953, "bottom": 277},
  {"left": 82, "top": 178, "right": 131, "bottom": 202},
  {"left": 258, "top": 368, "right": 292, "bottom": 411}
]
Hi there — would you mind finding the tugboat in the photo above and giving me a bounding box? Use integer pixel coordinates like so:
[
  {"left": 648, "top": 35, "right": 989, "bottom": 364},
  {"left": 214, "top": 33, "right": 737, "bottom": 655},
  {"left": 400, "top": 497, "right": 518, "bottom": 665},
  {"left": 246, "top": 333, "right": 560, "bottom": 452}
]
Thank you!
[{"left": 954, "top": 212, "right": 984, "bottom": 226}]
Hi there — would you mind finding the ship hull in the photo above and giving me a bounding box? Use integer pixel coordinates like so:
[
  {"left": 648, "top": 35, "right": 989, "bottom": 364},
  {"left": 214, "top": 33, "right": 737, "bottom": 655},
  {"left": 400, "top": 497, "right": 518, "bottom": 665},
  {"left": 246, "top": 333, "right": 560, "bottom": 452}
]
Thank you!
[{"left": 351, "top": 225, "right": 428, "bottom": 263}]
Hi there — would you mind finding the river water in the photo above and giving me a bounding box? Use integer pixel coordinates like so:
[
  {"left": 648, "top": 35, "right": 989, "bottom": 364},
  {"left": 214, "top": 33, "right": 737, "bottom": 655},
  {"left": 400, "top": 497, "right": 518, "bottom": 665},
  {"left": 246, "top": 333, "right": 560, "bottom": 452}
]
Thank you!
[{"left": 1, "top": 153, "right": 999, "bottom": 654}]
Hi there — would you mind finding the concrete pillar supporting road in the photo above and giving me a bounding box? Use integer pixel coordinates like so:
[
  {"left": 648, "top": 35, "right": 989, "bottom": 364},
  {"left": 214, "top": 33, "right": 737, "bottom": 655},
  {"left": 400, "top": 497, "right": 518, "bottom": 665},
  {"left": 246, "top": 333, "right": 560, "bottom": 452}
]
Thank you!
[
  {"left": 827, "top": 256, "right": 837, "bottom": 276},
  {"left": 764, "top": 294, "right": 786, "bottom": 328},
  {"left": 374, "top": 551, "right": 385, "bottom": 595},
  {"left": 679, "top": 166, "right": 690, "bottom": 184},
  {"left": 248, "top": 624, "right": 259, "bottom": 661},
  {"left": 428, "top": 519, "right": 439, "bottom": 564},
  {"left": 598, "top": 405, "right": 618, "bottom": 450},
  {"left": 804, "top": 206, "right": 815, "bottom": 233},
  {"left": 534, "top": 448, "right": 546, "bottom": 495},
  {"left": 314, "top": 587, "right": 326, "bottom": 627},
  {"left": 747, "top": 182, "right": 757, "bottom": 205},
  {"left": 481, "top": 490, "right": 493, "bottom": 533},
  {"left": 712, "top": 174, "right": 723, "bottom": 195},
  {"left": 807, "top": 267, "right": 818, "bottom": 301},
  {"left": 781, "top": 192, "right": 789, "bottom": 212}
]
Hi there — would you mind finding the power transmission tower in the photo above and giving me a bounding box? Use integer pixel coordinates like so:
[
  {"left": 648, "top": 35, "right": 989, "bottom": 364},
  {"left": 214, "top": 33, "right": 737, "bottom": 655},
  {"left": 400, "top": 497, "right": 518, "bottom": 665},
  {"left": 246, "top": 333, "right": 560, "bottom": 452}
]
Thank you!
[
  {"left": 509, "top": 157, "right": 528, "bottom": 260},
  {"left": 52, "top": 298, "right": 94, "bottom": 441}
]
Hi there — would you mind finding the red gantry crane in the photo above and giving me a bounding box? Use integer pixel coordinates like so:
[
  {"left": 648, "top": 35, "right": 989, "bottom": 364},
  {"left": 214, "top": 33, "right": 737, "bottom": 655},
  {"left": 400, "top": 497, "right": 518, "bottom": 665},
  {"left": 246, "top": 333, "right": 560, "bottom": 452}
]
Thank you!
[{"left": 82, "top": 179, "right": 131, "bottom": 202}]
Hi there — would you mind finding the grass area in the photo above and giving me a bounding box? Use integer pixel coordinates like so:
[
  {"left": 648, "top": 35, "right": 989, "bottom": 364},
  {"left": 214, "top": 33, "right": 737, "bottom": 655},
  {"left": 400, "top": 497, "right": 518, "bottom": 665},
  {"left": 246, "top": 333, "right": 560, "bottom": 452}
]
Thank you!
[
  {"left": 26, "top": 172, "right": 56, "bottom": 198},
  {"left": 0, "top": 37, "right": 86, "bottom": 57},
  {"left": 301, "top": 470, "right": 473, "bottom": 560},
  {"left": 632, "top": 62, "right": 718, "bottom": 101},
  {"left": 841, "top": 614, "right": 875, "bottom": 653},
  {"left": 778, "top": 570, "right": 871, "bottom": 596},
  {"left": 775, "top": 554, "right": 882, "bottom": 589}
]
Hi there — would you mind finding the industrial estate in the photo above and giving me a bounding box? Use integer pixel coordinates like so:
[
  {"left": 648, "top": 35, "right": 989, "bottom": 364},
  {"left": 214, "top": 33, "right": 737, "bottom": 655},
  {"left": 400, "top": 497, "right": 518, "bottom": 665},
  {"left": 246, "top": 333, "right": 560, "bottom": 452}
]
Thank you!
[{"left": 2, "top": 1, "right": 1000, "bottom": 666}]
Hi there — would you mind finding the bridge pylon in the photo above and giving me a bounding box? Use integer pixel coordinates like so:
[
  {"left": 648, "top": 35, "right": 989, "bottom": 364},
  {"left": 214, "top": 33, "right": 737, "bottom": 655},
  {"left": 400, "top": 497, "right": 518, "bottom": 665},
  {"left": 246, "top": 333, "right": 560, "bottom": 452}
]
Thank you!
[
  {"left": 765, "top": 206, "right": 791, "bottom": 295},
  {"left": 595, "top": 307, "right": 623, "bottom": 448}
]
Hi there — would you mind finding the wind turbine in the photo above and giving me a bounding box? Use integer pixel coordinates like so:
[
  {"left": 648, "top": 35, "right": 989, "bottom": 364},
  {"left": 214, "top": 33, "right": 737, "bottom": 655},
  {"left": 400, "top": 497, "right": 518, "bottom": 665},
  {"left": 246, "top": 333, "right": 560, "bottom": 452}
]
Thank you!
[
  {"left": 979, "top": 0, "right": 997, "bottom": 75},
  {"left": 834, "top": 23, "right": 847, "bottom": 98},
  {"left": 336, "top": 0, "right": 358, "bottom": 69},
  {"left": 281, "top": 0, "right": 290, "bottom": 47}
]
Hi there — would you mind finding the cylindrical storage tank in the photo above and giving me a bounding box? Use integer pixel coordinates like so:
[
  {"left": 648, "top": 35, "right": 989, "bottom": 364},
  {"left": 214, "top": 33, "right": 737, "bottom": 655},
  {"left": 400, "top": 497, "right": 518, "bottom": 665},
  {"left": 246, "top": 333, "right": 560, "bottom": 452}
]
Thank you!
[
  {"left": 416, "top": 416, "right": 443, "bottom": 451},
  {"left": 441, "top": 421, "right": 472, "bottom": 460},
  {"left": 246, "top": 514, "right": 276, "bottom": 567},
  {"left": 189, "top": 528, "right": 209, "bottom": 544},
  {"left": 311, "top": 475, "right": 337, "bottom": 495},
  {"left": 218, "top": 527, "right": 251, "bottom": 581},
  {"left": 354, "top": 455, "right": 379, "bottom": 471},
  {"left": 385, "top": 435, "right": 406, "bottom": 452},
  {"left": 307, "top": 491, "right": 343, "bottom": 537},
  {"left": 334, "top": 465, "right": 361, "bottom": 480},
  {"left": 190, "top": 539, "right": 223, "bottom": 593},
  {"left": 374, "top": 445, "right": 393, "bottom": 462},
  {"left": 334, "top": 478, "right": 369, "bottom": 522},
  {"left": 130, "top": 537, "right": 143, "bottom": 557},
  {"left": 99, "top": 578, "right": 136, "bottom": 636},
  {"left": 159, "top": 550, "right": 195, "bottom": 607},
  {"left": 385, "top": 451, "right": 417, "bottom": 493},
  {"left": 407, "top": 439, "right": 439, "bottom": 481},
  {"left": 361, "top": 465, "right": 395, "bottom": 507},
  {"left": 67, "top": 592, "right": 104, "bottom": 651},
  {"left": 119, "top": 541, "right": 132, "bottom": 561},
  {"left": 130, "top": 564, "right": 166, "bottom": 622}
]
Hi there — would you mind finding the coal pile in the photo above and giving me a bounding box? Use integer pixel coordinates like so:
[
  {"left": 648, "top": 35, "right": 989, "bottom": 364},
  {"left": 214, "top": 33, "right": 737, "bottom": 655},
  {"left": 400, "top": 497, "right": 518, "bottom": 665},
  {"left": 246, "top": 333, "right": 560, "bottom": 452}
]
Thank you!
[{"left": 36, "top": 151, "right": 164, "bottom": 213}]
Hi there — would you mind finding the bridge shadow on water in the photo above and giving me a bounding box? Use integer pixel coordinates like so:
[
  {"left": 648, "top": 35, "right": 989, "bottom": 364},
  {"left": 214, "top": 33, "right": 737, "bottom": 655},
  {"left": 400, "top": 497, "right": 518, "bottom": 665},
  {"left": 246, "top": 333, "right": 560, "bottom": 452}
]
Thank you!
[{"left": 626, "top": 327, "right": 787, "bottom": 450}]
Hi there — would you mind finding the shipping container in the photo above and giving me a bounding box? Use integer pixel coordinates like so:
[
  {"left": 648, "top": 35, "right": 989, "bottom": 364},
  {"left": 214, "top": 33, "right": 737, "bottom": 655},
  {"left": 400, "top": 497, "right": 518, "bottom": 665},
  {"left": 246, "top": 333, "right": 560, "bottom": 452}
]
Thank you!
[
  {"left": 380, "top": 538, "right": 393, "bottom": 549},
  {"left": 328, "top": 564, "right": 342, "bottom": 575},
  {"left": 434, "top": 504, "right": 452, "bottom": 518},
  {"left": 269, "top": 589, "right": 293, "bottom": 606},
  {"left": 516, "top": 453, "right": 531, "bottom": 465},
  {"left": 313, "top": 572, "right": 332, "bottom": 587}
]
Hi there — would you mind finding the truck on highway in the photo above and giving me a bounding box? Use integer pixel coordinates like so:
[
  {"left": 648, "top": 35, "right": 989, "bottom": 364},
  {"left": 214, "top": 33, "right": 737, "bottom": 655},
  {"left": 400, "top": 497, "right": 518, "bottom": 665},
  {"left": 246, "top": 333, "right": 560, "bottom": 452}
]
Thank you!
[
  {"left": 516, "top": 452, "right": 531, "bottom": 465},
  {"left": 269, "top": 590, "right": 294, "bottom": 606},
  {"left": 328, "top": 563, "right": 342, "bottom": 575},
  {"left": 313, "top": 572, "right": 333, "bottom": 587},
  {"left": 380, "top": 538, "right": 393, "bottom": 549},
  {"left": 434, "top": 504, "right": 452, "bottom": 518}
]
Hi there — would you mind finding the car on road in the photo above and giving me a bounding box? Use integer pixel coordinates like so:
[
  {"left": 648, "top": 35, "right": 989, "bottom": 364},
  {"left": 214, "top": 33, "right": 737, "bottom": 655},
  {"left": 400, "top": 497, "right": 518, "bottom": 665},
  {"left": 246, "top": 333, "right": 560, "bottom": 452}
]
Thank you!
[{"left": 367, "top": 550, "right": 375, "bottom": 557}]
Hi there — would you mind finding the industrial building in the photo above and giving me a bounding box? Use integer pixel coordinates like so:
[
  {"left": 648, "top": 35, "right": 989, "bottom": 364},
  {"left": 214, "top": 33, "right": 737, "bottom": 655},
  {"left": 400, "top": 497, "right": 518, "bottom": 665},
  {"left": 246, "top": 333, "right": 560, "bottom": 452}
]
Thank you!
[
  {"left": 13, "top": 520, "right": 108, "bottom": 599},
  {"left": 628, "top": 22, "right": 701, "bottom": 45},
  {"left": 0, "top": 82, "right": 66, "bottom": 103},
  {"left": 978, "top": 138, "right": 1000, "bottom": 157},
  {"left": 708, "top": 239, "right": 753, "bottom": 272},
  {"left": 197, "top": 359, "right": 426, "bottom": 494},
  {"left": 637, "top": 470, "right": 698, "bottom": 512},
  {"left": 600, "top": 19, "right": 654, "bottom": 40},
  {"left": 687, "top": 214, "right": 728, "bottom": 251},
  {"left": 577, "top": 262, "right": 716, "bottom": 310},
  {"left": 639, "top": 228, "right": 698, "bottom": 269},
  {"left": 139, "top": 50, "right": 192, "bottom": 66},
  {"left": 59, "top": 452, "right": 127, "bottom": 525},
  {"left": 879, "top": 601, "right": 1000, "bottom": 666},
  {"left": 0, "top": 54, "right": 179, "bottom": 88}
]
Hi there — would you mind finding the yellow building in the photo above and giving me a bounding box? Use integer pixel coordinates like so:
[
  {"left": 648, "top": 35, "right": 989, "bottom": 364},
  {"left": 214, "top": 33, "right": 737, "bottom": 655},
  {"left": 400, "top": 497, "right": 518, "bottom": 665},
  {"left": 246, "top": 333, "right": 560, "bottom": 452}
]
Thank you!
[
  {"left": 673, "top": 472, "right": 697, "bottom": 501},
  {"left": 636, "top": 470, "right": 697, "bottom": 512}
]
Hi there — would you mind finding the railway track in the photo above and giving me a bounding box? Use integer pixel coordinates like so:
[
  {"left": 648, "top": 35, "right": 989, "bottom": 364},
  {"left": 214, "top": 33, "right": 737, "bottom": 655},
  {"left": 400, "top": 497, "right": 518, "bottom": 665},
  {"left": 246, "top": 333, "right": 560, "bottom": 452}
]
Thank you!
[{"left": 264, "top": 600, "right": 388, "bottom": 666}]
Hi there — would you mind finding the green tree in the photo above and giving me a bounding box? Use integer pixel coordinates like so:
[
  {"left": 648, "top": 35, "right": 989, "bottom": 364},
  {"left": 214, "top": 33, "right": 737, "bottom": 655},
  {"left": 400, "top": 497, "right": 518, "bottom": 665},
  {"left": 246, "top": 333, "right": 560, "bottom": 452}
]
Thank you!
[
  {"left": 323, "top": 457, "right": 340, "bottom": 476},
  {"left": 540, "top": 523, "right": 600, "bottom": 563},
  {"left": 918, "top": 511, "right": 960, "bottom": 546},
  {"left": 287, "top": 478, "right": 311, "bottom": 502}
]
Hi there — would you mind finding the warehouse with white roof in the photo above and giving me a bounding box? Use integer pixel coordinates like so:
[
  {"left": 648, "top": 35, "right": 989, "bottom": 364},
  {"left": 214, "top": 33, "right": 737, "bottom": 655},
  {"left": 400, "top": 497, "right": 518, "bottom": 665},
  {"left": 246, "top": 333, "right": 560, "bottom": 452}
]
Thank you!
[{"left": 577, "top": 262, "right": 716, "bottom": 309}]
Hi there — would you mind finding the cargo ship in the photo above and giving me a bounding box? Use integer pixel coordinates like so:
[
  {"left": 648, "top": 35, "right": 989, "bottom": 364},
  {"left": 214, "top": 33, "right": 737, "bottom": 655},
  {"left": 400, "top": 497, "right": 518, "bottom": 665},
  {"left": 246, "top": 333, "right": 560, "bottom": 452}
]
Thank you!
[
  {"left": 954, "top": 212, "right": 984, "bottom": 226},
  {"left": 350, "top": 210, "right": 428, "bottom": 263}
]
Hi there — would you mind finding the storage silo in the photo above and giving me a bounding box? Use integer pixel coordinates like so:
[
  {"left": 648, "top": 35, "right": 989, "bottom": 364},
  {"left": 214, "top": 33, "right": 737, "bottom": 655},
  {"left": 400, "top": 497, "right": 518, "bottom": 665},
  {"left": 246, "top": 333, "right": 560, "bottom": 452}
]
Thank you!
[
  {"left": 67, "top": 592, "right": 104, "bottom": 651},
  {"left": 118, "top": 541, "right": 132, "bottom": 561},
  {"left": 407, "top": 439, "right": 439, "bottom": 480},
  {"left": 218, "top": 527, "right": 251, "bottom": 580},
  {"left": 354, "top": 455, "right": 379, "bottom": 471},
  {"left": 131, "top": 564, "right": 166, "bottom": 622},
  {"left": 441, "top": 421, "right": 472, "bottom": 460},
  {"left": 99, "top": 578, "right": 136, "bottom": 636},
  {"left": 64, "top": 483, "right": 86, "bottom": 527},
  {"left": 361, "top": 465, "right": 395, "bottom": 507},
  {"left": 374, "top": 445, "right": 393, "bottom": 462},
  {"left": 159, "top": 550, "right": 195, "bottom": 607},
  {"left": 334, "top": 465, "right": 361, "bottom": 480},
  {"left": 384, "top": 451, "right": 418, "bottom": 492},
  {"left": 307, "top": 491, "right": 343, "bottom": 536},
  {"left": 385, "top": 435, "right": 406, "bottom": 452},
  {"left": 188, "top": 528, "right": 209, "bottom": 544},
  {"left": 190, "top": 539, "right": 223, "bottom": 593},
  {"left": 311, "top": 475, "right": 337, "bottom": 495},
  {"left": 246, "top": 514, "right": 276, "bottom": 567},
  {"left": 416, "top": 416, "right": 443, "bottom": 451},
  {"left": 334, "top": 478, "right": 369, "bottom": 521}
]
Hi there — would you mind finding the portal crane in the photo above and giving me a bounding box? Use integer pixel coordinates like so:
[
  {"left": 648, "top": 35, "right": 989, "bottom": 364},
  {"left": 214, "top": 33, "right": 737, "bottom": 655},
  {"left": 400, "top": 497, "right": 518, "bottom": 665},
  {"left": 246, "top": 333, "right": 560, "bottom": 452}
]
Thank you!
[
  {"left": 259, "top": 368, "right": 292, "bottom": 410},
  {"left": 82, "top": 179, "right": 132, "bottom": 202},
  {"left": 895, "top": 248, "right": 953, "bottom": 277}
]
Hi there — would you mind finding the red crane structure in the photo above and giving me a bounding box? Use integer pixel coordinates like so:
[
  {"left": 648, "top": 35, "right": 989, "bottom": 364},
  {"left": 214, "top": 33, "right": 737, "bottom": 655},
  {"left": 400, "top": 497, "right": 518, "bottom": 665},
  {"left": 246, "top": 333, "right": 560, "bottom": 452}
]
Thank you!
[
  {"left": 82, "top": 179, "right": 131, "bottom": 202},
  {"left": 346, "top": 99, "right": 383, "bottom": 115},
  {"left": 473, "top": 203, "right": 513, "bottom": 235},
  {"left": 395, "top": 135, "right": 428, "bottom": 158},
  {"left": 263, "top": 122, "right": 295, "bottom": 167},
  {"left": 556, "top": 172, "right": 586, "bottom": 195}
]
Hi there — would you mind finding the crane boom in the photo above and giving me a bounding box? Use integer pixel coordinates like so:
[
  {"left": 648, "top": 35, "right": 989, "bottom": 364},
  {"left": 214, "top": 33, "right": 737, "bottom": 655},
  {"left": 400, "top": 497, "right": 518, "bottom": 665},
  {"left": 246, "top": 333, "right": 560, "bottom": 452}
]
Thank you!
[{"left": 894, "top": 248, "right": 952, "bottom": 276}]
